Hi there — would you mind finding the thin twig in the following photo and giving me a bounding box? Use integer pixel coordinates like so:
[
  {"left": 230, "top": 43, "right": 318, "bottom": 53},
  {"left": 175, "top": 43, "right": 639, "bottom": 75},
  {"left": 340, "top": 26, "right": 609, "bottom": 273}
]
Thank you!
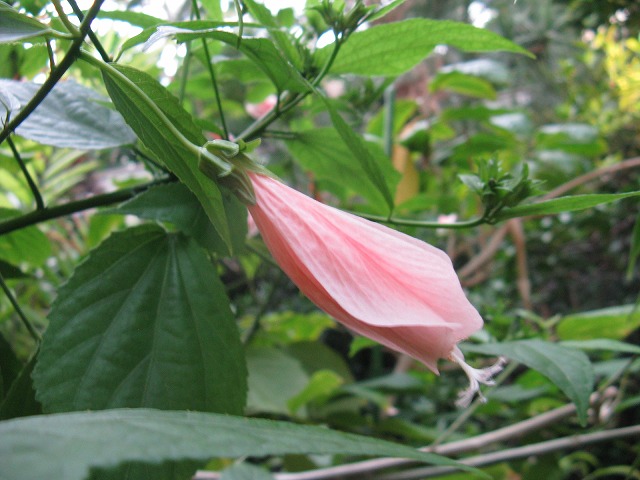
[
  {"left": 377, "top": 424, "right": 640, "bottom": 480},
  {"left": 191, "top": 0, "right": 229, "bottom": 139},
  {"left": 193, "top": 391, "right": 609, "bottom": 480},
  {"left": 0, "top": 177, "right": 172, "bottom": 236},
  {"left": 0, "top": 0, "right": 106, "bottom": 147},
  {"left": 7, "top": 135, "right": 45, "bottom": 210},
  {"left": 0, "top": 272, "right": 41, "bottom": 343},
  {"left": 66, "top": 0, "right": 111, "bottom": 62}
]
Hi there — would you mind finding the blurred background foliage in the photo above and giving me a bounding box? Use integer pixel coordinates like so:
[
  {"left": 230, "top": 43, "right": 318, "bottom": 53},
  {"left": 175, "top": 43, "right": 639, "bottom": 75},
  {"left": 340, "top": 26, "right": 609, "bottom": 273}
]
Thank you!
[{"left": 1, "top": 0, "right": 640, "bottom": 478}]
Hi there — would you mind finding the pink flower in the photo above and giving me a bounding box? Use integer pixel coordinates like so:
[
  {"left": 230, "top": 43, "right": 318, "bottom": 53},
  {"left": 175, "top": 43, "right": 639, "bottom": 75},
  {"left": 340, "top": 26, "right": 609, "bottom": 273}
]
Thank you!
[
  {"left": 247, "top": 172, "right": 503, "bottom": 406},
  {"left": 245, "top": 95, "right": 277, "bottom": 120}
]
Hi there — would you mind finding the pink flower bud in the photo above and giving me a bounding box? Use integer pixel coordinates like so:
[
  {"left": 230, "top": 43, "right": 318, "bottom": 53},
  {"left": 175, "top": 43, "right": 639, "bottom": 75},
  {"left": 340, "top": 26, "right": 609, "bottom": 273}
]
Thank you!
[{"left": 247, "top": 172, "right": 501, "bottom": 403}]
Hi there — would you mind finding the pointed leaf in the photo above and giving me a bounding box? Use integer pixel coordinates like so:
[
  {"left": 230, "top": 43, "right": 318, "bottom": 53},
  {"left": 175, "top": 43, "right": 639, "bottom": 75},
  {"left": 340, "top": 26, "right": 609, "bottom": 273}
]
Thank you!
[
  {"left": 0, "top": 408, "right": 479, "bottom": 480},
  {"left": 557, "top": 304, "right": 640, "bottom": 341},
  {"left": 112, "top": 182, "right": 247, "bottom": 256},
  {"left": 145, "top": 25, "right": 308, "bottom": 93},
  {"left": 0, "top": 2, "right": 53, "bottom": 43},
  {"left": 32, "top": 225, "right": 246, "bottom": 415},
  {"left": 0, "top": 79, "right": 137, "bottom": 149},
  {"left": 99, "top": 62, "right": 232, "bottom": 250},
  {"left": 285, "top": 127, "right": 400, "bottom": 212},
  {"left": 463, "top": 340, "right": 594, "bottom": 425},
  {"left": 496, "top": 191, "right": 640, "bottom": 221},
  {"left": 319, "top": 18, "right": 533, "bottom": 77}
]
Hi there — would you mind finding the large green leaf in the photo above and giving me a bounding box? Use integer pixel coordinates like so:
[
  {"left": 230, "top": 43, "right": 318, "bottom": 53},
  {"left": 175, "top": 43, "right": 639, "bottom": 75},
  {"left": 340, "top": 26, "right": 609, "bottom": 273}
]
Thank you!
[
  {"left": 145, "top": 25, "right": 308, "bottom": 93},
  {"left": 0, "top": 353, "right": 41, "bottom": 420},
  {"left": 0, "top": 1, "right": 53, "bottom": 43},
  {"left": 99, "top": 62, "right": 232, "bottom": 250},
  {"left": 320, "top": 18, "right": 533, "bottom": 76},
  {"left": 112, "top": 182, "right": 247, "bottom": 256},
  {"left": 285, "top": 127, "right": 400, "bottom": 212},
  {"left": 556, "top": 304, "right": 640, "bottom": 341},
  {"left": 463, "top": 340, "right": 594, "bottom": 425},
  {"left": 0, "top": 79, "right": 136, "bottom": 149},
  {"left": 496, "top": 191, "right": 640, "bottom": 221},
  {"left": 0, "top": 408, "right": 477, "bottom": 480},
  {"left": 32, "top": 225, "right": 246, "bottom": 414}
]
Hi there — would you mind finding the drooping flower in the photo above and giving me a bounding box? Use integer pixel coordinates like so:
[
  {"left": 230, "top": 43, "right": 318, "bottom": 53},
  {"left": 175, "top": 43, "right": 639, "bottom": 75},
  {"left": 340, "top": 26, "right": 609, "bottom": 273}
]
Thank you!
[{"left": 247, "top": 171, "right": 503, "bottom": 405}]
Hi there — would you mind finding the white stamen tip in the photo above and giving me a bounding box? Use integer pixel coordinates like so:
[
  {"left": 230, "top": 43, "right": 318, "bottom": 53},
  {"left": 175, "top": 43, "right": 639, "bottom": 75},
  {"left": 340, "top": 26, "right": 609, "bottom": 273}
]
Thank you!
[{"left": 449, "top": 346, "right": 507, "bottom": 408}]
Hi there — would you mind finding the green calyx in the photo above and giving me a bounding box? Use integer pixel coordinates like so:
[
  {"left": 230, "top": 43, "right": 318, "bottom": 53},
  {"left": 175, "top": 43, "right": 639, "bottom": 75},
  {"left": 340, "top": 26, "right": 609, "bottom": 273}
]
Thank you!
[{"left": 198, "top": 138, "right": 265, "bottom": 205}]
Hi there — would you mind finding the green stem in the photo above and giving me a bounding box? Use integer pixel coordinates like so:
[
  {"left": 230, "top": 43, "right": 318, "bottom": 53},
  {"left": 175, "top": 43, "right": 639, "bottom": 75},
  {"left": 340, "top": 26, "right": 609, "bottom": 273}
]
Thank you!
[
  {"left": 0, "top": 0, "right": 106, "bottom": 147},
  {"left": 80, "top": 52, "right": 209, "bottom": 164},
  {"left": 383, "top": 84, "right": 395, "bottom": 157},
  {"left": 355, "top": 211, "right": 487, "bottom": 230},
  {"left": 237, "top": 38, "right": 344, "bottom": 142},
  {"left": 191, "top": 0, "right": 229, "bottom": 139},
  {"left": 0, "top": 271, "right": 41, "bottom": 343},
  {"left": 0, "top": 177, "right": 172, "bottom": 236},
  {"left": 7, "top": 136, "right": 45, "bottom": 210},
  {"left": 67, "top": 0, "right": 112, "bottom": 62},
  {"left": 51, "top": 0, "right": 80, "bottom": 35}
]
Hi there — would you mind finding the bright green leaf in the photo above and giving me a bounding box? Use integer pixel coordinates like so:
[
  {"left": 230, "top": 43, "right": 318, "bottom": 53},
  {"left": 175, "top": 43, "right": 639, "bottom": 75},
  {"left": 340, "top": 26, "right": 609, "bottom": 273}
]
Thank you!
[
  {"left": 463, "top": 340, "right": 594, "bottom": 425},
  {"left": 0, "top": 208, "right": 51, "bottom": 267},
  {"left": 496, "top": 191, "right": 640, "bottom": 221},
  {"left": 320, "top": 18, "right": 533, "bottom": 76},
  {"left": 285, "top": 127, "right": 400, "bottom": 212},
  {"left": 429, "top": 71, "right": 497, "bottom": 99},
  {"left": 287, "top": 370, "right": 344, "bottom": 414},
  {"left": 557, "top": 304, "right": 640, "bottom": 341},
  {"left": 560, "top": 339, "right": 640, "bottom": 355},
  {"left": 145, "top": 25, "right": 308, "bottom": 93},
  {"left": 0, "top": 408, "right": 477, "bottom": 480},
  {"left": 32, "top": 225, "right": 247, "bottom": 415}
]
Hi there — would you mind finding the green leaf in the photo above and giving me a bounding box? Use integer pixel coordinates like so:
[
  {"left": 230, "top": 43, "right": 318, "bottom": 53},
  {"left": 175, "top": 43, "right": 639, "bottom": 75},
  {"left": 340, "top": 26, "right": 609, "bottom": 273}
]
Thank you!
[
  {"left": 99, "top": 62, "right": 232, "bottom": 250},
  {"left": 495, "top": 191, "right": 640, "bottom": 221},
  {"left": 0, "top": 259, "right": 27, "bottom": 279},
  {"left": 366, "top": 0, "right": 408, "bottom": 22},
  {"left": 0, "top": 332, "right": 22, "bottom": 400},
  {"left": 0, "top": 353, "right": 41, "bottom": 420},
  {"left": 221, "top": 464, "right": 276, "bottom": 480},
  {"left": 0, "top": 208, "right": 51, "bottom": 267},
  {"left": 112, "top": 182, "right": 247, "bottom": 256},
  {"left": 0, "top": 408, "right": 478, "bottom": 480},
  {"left": 242, "top": 0, "right": 304, "bottom": 70},
  {"left": 536, "top": 123, "right": 607, "bottom": 157},
  {"left": 98, "top": 9, "right": 165, "bottom": 29},
  {"left": 320, "top": 18, "right": 533, "bottom": 76},
  {"left": 429, "top": 71, "right": 497, "bottom": 99},
  {"left": 287, "top": 370, "right": 344, "bottom": 414},
  {"left": 463, "top": 340, "right": 594, "bottom": 425},
  {"left": 285, "top": 127, "right": 400, "bottom": 212},
  {"left": 560, "top": 339, "right": 640, "bottom": 355},
  {"left": 0, "top": 79, "right": 137, "bottom": 149},
  {"left": 627, "top": 212, "right": 640, "bottom": 279},
  {"left": 246, "top": 346, "right": 309, "bottom": 415},
  {"left": 32, "top": 225, "right": 247, "bottom": 415},
  {"left": 0, "top": 1, "right": 53, "bottom": 43},
  {"left": 556, "top": 304, "right": 640, "bottom": 341},
  {"left": 304, "top": 96, "right": 396, "bottom": 212},
  {"left": 146, "top": 25, "right": 308, "bottom": 93}
]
